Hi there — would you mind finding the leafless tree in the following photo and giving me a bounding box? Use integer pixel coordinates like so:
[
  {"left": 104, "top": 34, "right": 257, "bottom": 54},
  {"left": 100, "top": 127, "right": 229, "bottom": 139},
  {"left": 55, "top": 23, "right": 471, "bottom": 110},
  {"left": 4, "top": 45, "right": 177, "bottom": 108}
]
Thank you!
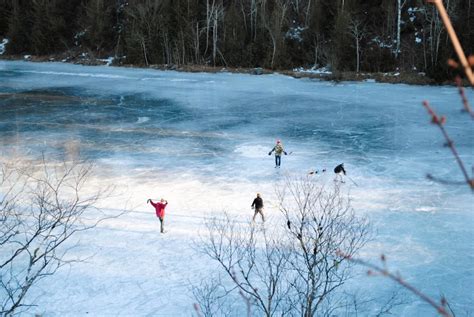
[
  {"left": 198, "top": 176, "right": 369, "bottom": 316},
  {"left": 261, "top": 0, "right": 289, "bottom": 69},
  {"left": 395, "top": 0, "right": 407, "bottom": 58},
  {"left": 0, "top": 157, "right": 116, "bottom": 315},
  {"left": 348, "top": 17, "right": 366, "bottom": 73},
  {"left": 277, "top": 175, "right": 370, "bottom": 316},
  {"left": 199, "top": 213, "right": 293, "bottom": 317},
  {"left": 191, "top": 275, "right": 237, "bottom": 317},
  {"left": 204, "top": 0, "right": 225, "bottom": 65},
  {"left": 125, "top": 0, "right": 164, "bottom": 65}
]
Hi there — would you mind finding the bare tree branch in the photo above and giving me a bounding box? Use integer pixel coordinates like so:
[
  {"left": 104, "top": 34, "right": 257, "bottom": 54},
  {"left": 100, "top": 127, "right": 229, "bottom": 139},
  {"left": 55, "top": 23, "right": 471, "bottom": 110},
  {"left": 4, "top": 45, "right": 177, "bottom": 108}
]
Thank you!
[
  {"left": 0, "top": 157, "right": 120, "bottom": 315},
  {"left": 337, "top": 252, "right": 453, "bottom": 317}
]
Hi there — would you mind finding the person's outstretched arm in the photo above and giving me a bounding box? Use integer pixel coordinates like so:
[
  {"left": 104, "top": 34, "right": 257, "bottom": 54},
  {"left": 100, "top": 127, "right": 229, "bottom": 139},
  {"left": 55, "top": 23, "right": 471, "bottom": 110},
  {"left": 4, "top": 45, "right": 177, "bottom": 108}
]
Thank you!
[
  {"left": 148, "top": 199, "right": 158, "bottom": 207},
  {"left": 268, "top": 147, "right": 275, "bottom": 155}
]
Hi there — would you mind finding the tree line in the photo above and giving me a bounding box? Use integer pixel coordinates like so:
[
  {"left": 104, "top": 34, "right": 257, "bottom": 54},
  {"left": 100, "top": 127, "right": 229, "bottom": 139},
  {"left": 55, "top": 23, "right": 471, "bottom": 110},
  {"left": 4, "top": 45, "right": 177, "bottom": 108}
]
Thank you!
[{"left": 0, "top": 0, "right": 472, "bottom": 80}]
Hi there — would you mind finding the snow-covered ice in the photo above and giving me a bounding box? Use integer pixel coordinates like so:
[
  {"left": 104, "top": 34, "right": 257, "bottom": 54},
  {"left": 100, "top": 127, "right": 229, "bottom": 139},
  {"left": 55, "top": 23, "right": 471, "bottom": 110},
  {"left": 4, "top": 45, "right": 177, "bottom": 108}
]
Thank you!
[{"left": 0, "top": 60, "right": 473, "bottom": 316}]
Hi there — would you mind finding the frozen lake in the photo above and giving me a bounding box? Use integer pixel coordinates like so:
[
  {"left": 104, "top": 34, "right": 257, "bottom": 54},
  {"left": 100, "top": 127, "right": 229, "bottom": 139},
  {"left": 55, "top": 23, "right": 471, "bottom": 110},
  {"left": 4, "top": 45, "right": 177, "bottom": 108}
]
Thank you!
[{"left": 0, "top": 60, "right": 473, "bottom": 316}]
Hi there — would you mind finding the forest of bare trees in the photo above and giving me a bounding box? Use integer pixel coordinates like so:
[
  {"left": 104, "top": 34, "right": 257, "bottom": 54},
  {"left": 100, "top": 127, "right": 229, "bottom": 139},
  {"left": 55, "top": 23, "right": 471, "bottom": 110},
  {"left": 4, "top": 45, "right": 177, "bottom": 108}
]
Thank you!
[{"left": 0, "top": 0, "right": 472, "bottom": 80}]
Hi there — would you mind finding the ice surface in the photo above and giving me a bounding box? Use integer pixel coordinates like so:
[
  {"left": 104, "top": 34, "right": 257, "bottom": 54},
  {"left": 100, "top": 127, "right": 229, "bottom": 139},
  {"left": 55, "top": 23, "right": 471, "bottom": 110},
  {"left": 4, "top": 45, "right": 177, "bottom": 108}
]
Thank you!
[{"left": 0, "top": 61, "right": 473, "bottom": 316}]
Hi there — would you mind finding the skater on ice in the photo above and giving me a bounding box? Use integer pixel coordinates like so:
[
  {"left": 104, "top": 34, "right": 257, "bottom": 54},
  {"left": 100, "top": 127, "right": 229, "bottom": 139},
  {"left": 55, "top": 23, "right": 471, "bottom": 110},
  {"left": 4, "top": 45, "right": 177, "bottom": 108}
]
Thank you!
[
  {"left": 268, "top": 139, "right": 287, "bottom": 168},
  {"left": 334, "top": 163, "right": 346, "bottom": 183},
  {"left": 251, "top": 193, "right": 265, "bottom": 222},
  {"left": 148, "top": 198, "right": 168, "bottom": 233}
]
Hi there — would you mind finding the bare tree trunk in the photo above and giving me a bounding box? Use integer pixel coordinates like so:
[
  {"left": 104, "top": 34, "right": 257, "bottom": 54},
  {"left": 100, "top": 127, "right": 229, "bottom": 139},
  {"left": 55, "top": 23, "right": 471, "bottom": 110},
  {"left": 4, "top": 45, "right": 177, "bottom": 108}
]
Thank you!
[
  {"left": 314, "top": 38, "right": 319, "bottom": 67},
  {"left": 305, "top": 0, "right": 313, "bottom": 27},
  {"left": 239, "top": 0, "right": 248, "bottom": 32},
  {"left": 262, "top": 0, "right": 288, "bottom": 69},
  {"left": 423, "top": 31, "right": 428, "bottom": 71},
  {"left": 213, "top": 11, "right": 218, "bottom": 65},
  {"left": 349, "top": 18, "right": 365, "bottom": 73},
  {"left": 205, "top": 0, "right": 212, "bottom": 56},
  {"left": 140, "top": 36, "right": 148, "bottom": 66},
  {"left": 356, "top": 36, "right": 360, "bottom": 72},
  {"left": 395, "top": 0, "right": 407, "bottom": 58},
  {"left": 251, "top": 0, "right": 258, "bottom": 41},
  {"left": 194, "top": 22, "right": 200, "bottom": 63},
  {"left": 270, "top": 32, "right": 276, "bottom": 68}
]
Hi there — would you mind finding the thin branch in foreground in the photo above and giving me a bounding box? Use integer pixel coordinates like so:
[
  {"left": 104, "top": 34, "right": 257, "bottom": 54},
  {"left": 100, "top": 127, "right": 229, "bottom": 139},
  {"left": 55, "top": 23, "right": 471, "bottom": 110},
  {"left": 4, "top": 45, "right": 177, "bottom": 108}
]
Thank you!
[
  {"left": 422, "top": 100, "right": 474, "bottom": 190},
  {"left": 193, "top": 303, "right": 203, "bottom": 317},
  {"left": 454, "top": 76, "right": 474, "bottom": 118},
  {"left": 426, "top": 173, "right": 467, "bottom": 186},
  {"left": 336, "top": 251, "right": 453, "bottom": 317}
]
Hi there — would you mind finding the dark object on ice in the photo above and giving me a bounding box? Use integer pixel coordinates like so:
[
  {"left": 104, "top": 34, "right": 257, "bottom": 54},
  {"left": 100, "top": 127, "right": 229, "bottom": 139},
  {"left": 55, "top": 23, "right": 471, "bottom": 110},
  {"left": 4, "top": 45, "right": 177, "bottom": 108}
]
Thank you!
[
  {"left": 333, "top": 164, "right": 359, "bottom": 187},
  {"left": 309, "top": 168, "right": 327, "bottom": 175},
  {"left": 253, "top": 67, "right": 263, "bottom": 75},
  {"left": 334, "top": 163, "right": 346, "bottom": 175},
  {"left": 287, "top": 220, "right": 291, "bottom": 229}
]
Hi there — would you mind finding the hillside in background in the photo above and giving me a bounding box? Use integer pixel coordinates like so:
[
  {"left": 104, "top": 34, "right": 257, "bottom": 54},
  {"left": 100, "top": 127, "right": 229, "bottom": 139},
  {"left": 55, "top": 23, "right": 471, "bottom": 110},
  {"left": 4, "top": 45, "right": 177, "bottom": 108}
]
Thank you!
[{"left": 0, "top": 0, "right": 472, "bottom": 82}]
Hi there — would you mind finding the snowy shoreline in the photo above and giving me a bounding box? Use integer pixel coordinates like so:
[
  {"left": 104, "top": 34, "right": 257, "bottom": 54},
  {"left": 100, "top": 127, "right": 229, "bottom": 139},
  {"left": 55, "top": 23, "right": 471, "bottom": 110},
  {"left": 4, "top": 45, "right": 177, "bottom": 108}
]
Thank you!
[{"left": 0, "top": 53, "right": 441, "bottom": 86}]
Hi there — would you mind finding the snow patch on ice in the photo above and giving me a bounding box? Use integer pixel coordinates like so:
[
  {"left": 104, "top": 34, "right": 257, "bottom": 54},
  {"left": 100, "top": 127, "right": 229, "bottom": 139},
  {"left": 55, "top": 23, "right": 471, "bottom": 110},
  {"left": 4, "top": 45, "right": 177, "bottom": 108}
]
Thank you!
[
  {"left": 170, "top": 78, "right": 197, "bottom": 82},
  {"left": 415, "top": 206, "right": 438, "bottom": 212},
  {"left": 136, "top": 117, "right": 150, "bottom": 124},
  {"left": 18, "top": 70, "right": 135, "bottom": 80},
  {"left": 234, "top": 144, "right": 270, "bottom": 158}
]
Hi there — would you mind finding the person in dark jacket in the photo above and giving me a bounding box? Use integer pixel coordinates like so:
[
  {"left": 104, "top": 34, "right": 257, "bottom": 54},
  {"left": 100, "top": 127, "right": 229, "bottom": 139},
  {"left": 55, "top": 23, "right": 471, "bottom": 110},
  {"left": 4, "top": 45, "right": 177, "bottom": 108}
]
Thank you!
[
  {"left": 268, "top": 140, "right": 288, "bottom": 168},
  {"left": 334, "top": 163, "right": 346, "bottom": 183},
  {"left": 251, "top": 193, "right": 265, "bottom": 221}
]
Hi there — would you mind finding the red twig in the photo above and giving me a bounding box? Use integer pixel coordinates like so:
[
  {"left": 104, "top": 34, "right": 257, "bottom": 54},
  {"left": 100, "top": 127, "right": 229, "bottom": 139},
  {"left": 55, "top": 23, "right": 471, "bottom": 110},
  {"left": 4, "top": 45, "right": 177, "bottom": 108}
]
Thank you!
[
  {"left": 193, "top": 303, "right": 204, "bottom": 317},
  {"left": 454, "top": 76, "right": 474, "bottom": 118},
  {"left": 422, "top": 100, "right": 474, "bottom": 190},
  {"left": 336, "top": 251, "right": 453, "bottom": 317}
]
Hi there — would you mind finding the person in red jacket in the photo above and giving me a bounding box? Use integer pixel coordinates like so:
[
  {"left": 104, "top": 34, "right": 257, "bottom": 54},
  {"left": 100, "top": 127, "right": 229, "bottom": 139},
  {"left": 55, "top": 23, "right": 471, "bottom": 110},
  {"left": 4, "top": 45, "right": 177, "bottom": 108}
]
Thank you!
[{"left": 147, "top": 198, "right": 168, "bottom": 233}]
